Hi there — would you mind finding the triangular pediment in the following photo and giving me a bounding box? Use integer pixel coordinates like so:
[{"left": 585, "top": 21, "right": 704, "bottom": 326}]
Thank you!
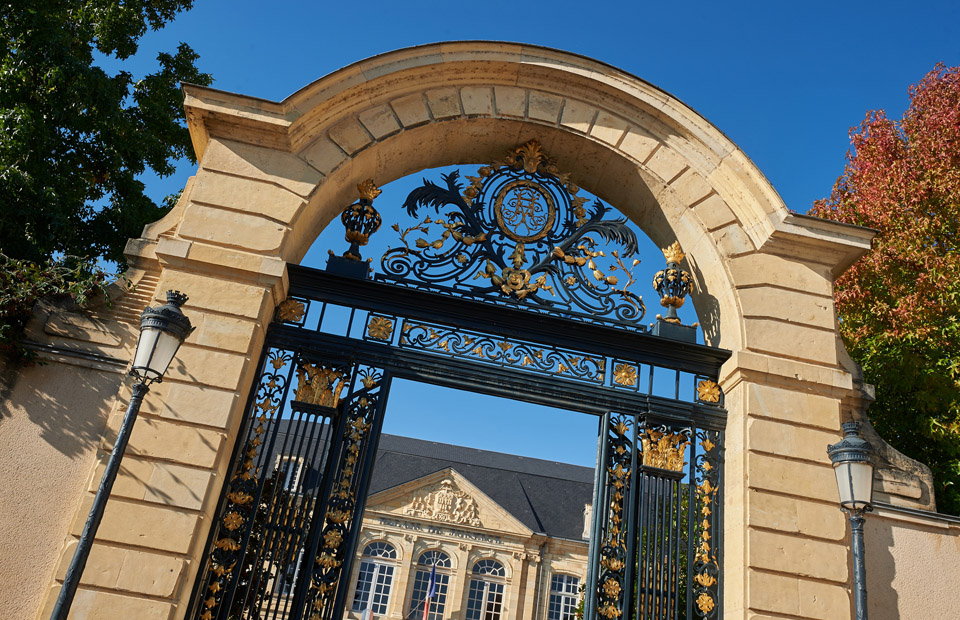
[{"left": 366, "top": 468, "right": 532, "bottom": 537}]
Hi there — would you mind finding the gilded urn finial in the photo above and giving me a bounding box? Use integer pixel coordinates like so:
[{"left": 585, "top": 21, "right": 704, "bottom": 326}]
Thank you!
[
  {"left": 338, "top": 179, "right": 383, "bottom": 262},
  {"left": 652, "top": 241, "right": 693, "bottom": 325}
]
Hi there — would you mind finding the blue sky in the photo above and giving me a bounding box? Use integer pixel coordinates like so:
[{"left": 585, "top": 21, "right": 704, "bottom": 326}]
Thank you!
[{"left": 121, "top": 0, "right": 958, "bottom": 467}]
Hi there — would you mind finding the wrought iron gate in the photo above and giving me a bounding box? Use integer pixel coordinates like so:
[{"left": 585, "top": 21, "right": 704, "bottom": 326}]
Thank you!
[{"left": 188, "top": 141, "right": 728, "bottom": 620}]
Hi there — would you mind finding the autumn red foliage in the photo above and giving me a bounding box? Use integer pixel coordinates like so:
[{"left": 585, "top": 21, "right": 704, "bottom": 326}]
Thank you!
[{"left": 811, "top": 63, "right": 960, "bottom": 514}]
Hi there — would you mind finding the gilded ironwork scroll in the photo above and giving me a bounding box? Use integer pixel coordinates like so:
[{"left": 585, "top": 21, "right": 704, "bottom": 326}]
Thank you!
[
  {"left": 303, "top": 369, "right": 386, "bottom": 620},
  {"left": 590, "top": 413, "right": 721, "bottom": 620},
  {"left": 399, "top": 320, "right": 606, "bottom": 384},
  {"left": 192, "top": 352, "right": 355, "bottom": 620},
  {"left": 692, "top": 430, "right": 721, "bottom": 618},
  {"left": 196, "top": 348, "right": 294, "bottom": 620},
  {"left": 379, "top": 140, "right": 646, "bottom": 327},
  {"left": 596, "top": 414, "right": 633, "bottom": 620}
]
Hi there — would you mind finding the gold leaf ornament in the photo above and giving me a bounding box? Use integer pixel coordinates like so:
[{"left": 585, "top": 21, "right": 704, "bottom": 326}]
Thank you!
[{"left": 697, "top": 379, "right": 721, "bottom": 403}]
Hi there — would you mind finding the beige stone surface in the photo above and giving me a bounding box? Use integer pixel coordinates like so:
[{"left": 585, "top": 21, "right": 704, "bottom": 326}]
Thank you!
[
  {"left": 391, "top": 93, "right": 432, "bottom": 127},
  {"left": 357, "top": 104, "right": 402, "bottom": 140},
  {"left": 527, "top": 91, "right": 562, "bottom": 124},
  {"left": 55, "top": 541, "right": 183, "bottom": 598},
  {"left": 0, "top": 363, "right": 121, "bottom": 620},
  {"left": 559, "top": 99, "right": 595, "bottom": 133},
  {"left": 867, "top": 508, "right": 960, "bottom": 620},
  {"left": 494, "top": 86, "right": 527, "bottom": 118},
  {"left": 460, "top": 86, "right": 494, "bottom": 116},
  {"left": 70, "top": 495, "right": 198, "bottom": 554},
  {"left": 199, "top": 139, "right": 321, "bottom": 198},
  {"left": 739, "top": 286, "right": 835, "bottom": 330},
  {"left": 103, "top": 413, "right": 224, "bottom": 468},
  {"left": 589, "top": 111, "right": 628, "bottom": 146},
  {"left": 58, "top": 587, "right": 172, "bottom": 620},
  {"left": 747, "top": 569, "right": 850, "bottom": 619},
  {"left": 748, "top": 528, "right": 848, "bottom": 583},
  {"left": 425, "top": 87, "right": 463, "bottom": 119},
  {"left": 748, "top": 490, "right": 846, "bottom": 541},
  {"left": 747, "top": 452, "right": 838, "bottom": 504},
  {"left": 299, "top": 136, "right": 347, "bottom": 174},
  {"left": 189, "top": 170, "right": 305, "bottom": 223},
  {"left": 645, "top": 146, "right": 688, "bottom": 183},
  {"left": 747, "top": 417, "right": 842, "bottom": 464},
  {"left": 155, "top": 270, "right": 270, "bottom": 320},
  {"left": 743, "top": 318, "right": 838, "bottom": 365},
  {"left": 141, "top": 381, "right": 240, "bottom": 429},
  {"left": 179, "top": 203, "right": 288, "bottom": 253},
  {"left": 746, "top": 383, "right": 842, "bottom": 431},
  {"left": 329, "top": 117, "right": 373, "bottom": 155}
]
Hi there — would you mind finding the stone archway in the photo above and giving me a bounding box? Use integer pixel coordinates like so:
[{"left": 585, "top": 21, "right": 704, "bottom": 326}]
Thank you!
[{"left": 40, "top": 42, "right": 877, "bottom": 620}]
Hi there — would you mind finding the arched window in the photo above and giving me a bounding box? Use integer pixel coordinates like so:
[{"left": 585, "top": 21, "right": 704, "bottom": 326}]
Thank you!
[
  {"left": 352, "top": 542, "right": 398, "bottom": 616},
  {"left": 465, "top": 560, "right": 506, "bottom": 620},
  {"left": 547, "top": 574, "right": 580, "bottom": 620},
  {"left": 409, "top": 551, "right": 452, "bottom": 620}
]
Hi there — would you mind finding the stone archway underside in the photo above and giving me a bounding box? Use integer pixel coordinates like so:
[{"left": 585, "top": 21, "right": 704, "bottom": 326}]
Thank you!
[{"left": 41, "top": 42, "right": 877, "bottom": 620}]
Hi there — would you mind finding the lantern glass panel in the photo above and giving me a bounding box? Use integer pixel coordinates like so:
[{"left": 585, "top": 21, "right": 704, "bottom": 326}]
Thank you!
[
  {"left": 834, "top": 460, "right": 875, "bottom": 511},
  {"left": 133, "top": 327, "right": 182, "bottom": 381}
]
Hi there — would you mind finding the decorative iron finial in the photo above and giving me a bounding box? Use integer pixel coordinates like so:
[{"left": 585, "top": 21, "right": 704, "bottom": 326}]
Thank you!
[
  {"left": 504, "top": 139, "right": 550, "bottom": 174},
  {"left": 652, "top": 241, "right": 692, "bottom": 325},
  {"left": 357, "top": 178, "right": 382, "bottom": 201},
  {"left": 661, "top": 241, "right": 685, "bottom": 265},
  {"left": 338, "top": 180, "right": 383, "bottom": 262}
]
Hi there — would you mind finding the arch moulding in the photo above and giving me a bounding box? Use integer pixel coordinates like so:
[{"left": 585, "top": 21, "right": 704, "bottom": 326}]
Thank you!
[{"left": 39, "top": 42, "right": 889, "bottom": 620}]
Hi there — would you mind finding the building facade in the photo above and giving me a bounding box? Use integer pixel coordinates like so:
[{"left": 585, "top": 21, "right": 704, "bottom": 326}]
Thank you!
[{"left": 339, "top": 435, "right": 591, "bottom": 620}]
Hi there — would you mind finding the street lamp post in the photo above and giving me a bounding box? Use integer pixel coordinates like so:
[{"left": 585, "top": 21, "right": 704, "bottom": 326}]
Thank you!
[
  {"left": 51, "top": 291, "right": 193, "bottom": 620},
  {"left": 827, "top": 421, "right": 875, "bottom": 620}
]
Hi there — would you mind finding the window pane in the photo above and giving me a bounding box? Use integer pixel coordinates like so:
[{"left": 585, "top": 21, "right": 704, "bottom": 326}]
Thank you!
[
  {"left": 410, "top": 570, "right": 450, "bottom": 620},
  {"left": 548, "top": 574, "right": 580, "bottom": 620},
  {"left": 484, "top": 583, "right": 503, "bottom": 620},
  {"left": 363, "top": 542, "right": 397, "bottom": 559},
  {"left": 352, "top": 561, "right": 377, "bottom": 611},
  {"left": 465, "top": 579, "right": 487, "bottom": 620}
]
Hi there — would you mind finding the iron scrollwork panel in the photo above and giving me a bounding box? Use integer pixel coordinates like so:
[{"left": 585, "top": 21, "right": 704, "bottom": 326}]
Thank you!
[
  {"left": 590, "top": 411, "right": 723, "bottom": 620},
  {"left": 190, "top": 347, "right": 394, "bottom": 620},
  {"left": 296, "top": 368, "right": 390, "bottom": 620}
]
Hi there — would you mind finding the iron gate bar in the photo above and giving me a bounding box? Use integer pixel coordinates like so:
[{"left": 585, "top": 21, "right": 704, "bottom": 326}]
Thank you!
[
  {"left": 267, "top": 324, "right": 727, "bottom": 430},
  {"left": 287, "top": 267, "right": 730, "bottom": 377}
]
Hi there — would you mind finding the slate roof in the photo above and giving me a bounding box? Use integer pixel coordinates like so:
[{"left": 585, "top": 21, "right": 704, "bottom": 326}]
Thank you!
[
  {"left": 260, "top": 420, "right": 594, "bottom": 542},
  {"left": 370, "top": 434, "right": 595, "bottom": 541}
]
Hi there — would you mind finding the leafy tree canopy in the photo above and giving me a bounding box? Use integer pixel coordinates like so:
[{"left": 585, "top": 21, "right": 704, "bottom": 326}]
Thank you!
[
  {"left": 810, "top": 64, "right": 960, "bottom": 514},
  {"left": 0, "top": 1, "right": 211, "bottom": 265}
]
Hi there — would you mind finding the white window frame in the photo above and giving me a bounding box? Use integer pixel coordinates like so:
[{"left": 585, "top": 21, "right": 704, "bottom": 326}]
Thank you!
[
  {"left": 351, "top": 542, "right": 398, "bottom": 617},
  {"left": 547, "top": 573, "right": 580, "bottom": 620},
  {"left": 465, "top": 560, "right": 506, "bottom": 620},
  {"left": 274, "top": 455, "right": 304, "bottom": 491}
]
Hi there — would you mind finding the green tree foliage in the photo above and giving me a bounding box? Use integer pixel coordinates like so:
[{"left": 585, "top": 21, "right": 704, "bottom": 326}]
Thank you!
[
  {"left": 0, "top": 1, "right": 211, "bottom": 264},
  {"left": 810, "top": 64, "right": 960, "bottom": 515}
]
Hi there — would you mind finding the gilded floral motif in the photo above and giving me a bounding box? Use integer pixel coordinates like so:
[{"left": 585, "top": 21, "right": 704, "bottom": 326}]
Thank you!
[
  {"left": 696, "top": 593, "right": 715, "bottom": 613},
  {"left": 366, "top": 316, "right": 394, "bottom": 341},
  {"left": 613, "top": 363, "right": 638, "bottom": 386},
  {"left": 222, "top": 512, "right": 243, "bottom": 531},
  {"left": 697, "top": 379, "right": 721, "bottom": 403},
  {"left": 276, "top": 298, "right": 306, "bottom": 323}
]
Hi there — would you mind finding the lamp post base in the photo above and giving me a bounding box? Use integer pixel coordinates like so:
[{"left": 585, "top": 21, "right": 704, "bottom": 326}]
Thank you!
[{"left": 50, "top": 381, "right": 150, "bottom": 620}]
